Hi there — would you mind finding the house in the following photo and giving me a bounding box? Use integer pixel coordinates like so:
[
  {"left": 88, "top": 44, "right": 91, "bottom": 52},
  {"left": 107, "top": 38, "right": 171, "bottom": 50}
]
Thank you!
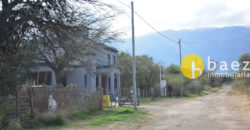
[{"left": 27, "top": 45, "right": 120, "bottom": 99}]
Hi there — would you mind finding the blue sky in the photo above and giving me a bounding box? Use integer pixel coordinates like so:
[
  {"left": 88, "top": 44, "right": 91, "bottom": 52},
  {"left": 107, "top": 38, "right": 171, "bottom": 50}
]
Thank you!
[{"left": 104, "top": 0, "right": 250, "bottom": 37}]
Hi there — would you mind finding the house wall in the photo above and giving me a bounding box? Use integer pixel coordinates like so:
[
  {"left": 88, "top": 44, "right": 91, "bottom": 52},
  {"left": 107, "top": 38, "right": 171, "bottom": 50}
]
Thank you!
[
  {"left": 95, "top": 48, "right": 117, "bottom": 66},
  {"left": 66, "top": 66, "right": 96, "bottom": 92}
]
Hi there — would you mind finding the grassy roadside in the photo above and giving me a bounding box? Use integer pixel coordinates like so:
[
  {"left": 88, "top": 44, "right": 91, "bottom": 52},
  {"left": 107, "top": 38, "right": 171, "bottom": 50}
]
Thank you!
[
  {"left": 187, "top": 87, "right": 221, "bottom": 98},
  {"left": 35, "top": 107, "right": 147, "bottom": 129},
  {"left": 227, "top": 86, "right": 248, "bottom": 96},
  {"left": 227, "top": 88, "right": 245, "bottom": 96},
  {"left": 139, "top": 87, "right": 222, "bottom": 104}
]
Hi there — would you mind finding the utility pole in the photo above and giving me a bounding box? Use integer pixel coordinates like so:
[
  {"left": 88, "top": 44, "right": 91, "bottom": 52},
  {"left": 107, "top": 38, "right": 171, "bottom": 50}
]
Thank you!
[
  {"left": 160, "top": 65, "right": 162, "bottom": 82},
  {"left": 178, "top": 39, "right": 183, "bottom": 97},
  {"left": 131, "top": 1, "right": 137, "bottom": 110}
]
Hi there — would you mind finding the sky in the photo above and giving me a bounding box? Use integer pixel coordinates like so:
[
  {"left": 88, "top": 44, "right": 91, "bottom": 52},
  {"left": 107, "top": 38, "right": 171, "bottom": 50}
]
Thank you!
[
  {"left": 2, "top": 0, "right": 249, "bottom": 37},
  {"left": 104, "top": 0, "right": 250, "bottom": 37}
]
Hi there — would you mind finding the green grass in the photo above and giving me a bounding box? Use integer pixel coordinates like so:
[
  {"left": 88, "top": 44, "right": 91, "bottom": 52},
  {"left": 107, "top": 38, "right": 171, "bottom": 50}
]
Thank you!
[
  {"left": 187, "top": 87, "right": 221, "bottom": 98},
  {"left": 37, "top": 107, "right": 147, "bottom": 129},
  {"left": 86, "top": 107, "right": 146, "bottom": 126}
]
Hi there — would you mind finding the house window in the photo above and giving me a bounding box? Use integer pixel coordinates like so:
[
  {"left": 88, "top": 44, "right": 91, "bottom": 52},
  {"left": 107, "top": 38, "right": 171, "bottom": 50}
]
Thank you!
[
  {"left": 107, "top": 54, "right": 111, "bottom": 65},
  {"left": 84, "top": 74, "right": 87, "bottom": 87},
  {"left": 113, "top": 55, "right": 116, "bottom": 65}
]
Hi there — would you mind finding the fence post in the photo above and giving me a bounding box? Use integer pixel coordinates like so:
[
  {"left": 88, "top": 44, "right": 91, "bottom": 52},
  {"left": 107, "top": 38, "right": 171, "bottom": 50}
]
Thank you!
[
  {"left": 29, "top": 86, "right": 34, "bottom": 126},
  {"left": 137, "top": 88, "right": 140, "bottom": 106},
  {"left": 142, "top": 89, "right": 144, "bottom": 98},
  {"left": 151, "top": 87, "right": 155, "bottom": 101},
  {"left": 118, "top": 87, "right": 121, "bottom": 107},
  {"left": 16, "top": 86, "right": 19, "bottom": 119}
]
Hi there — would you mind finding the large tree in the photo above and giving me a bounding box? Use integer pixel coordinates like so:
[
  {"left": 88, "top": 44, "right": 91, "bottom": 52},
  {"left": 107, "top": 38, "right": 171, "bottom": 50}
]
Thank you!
[{"left": 0, "top": 0, "right": 119, "bottom": 90}]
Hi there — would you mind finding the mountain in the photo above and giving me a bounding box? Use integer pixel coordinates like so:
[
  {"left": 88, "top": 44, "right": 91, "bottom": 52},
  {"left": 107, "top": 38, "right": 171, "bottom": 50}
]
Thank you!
[{"left": 117, "top": 26, "right": 250, "bottom": 67}]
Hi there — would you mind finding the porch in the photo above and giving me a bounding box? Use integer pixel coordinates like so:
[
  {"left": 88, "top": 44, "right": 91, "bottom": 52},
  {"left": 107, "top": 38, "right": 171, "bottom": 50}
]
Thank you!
[{"left": 96, "top": 65, "right": 120, "bottom": 101}]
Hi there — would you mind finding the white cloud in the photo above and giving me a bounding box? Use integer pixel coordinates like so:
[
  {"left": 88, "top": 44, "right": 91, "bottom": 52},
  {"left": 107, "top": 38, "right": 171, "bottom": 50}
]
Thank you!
[{"left": 106, "top": 0, "right": 250, "bottom": 37}]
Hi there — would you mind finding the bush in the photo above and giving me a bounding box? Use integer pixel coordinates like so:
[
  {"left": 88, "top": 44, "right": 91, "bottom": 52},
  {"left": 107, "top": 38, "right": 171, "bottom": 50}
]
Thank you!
[
  {"left": 232, "top": 79, "right": 249, "bottom": 95},
  {"left": 184, "top": 80, "right": 202, "bottom": 96},
  {"left": 5, "top": 119, "right": 22, "bottom": 130},
  {"left": 35, "top": 114, "right": 66, "bottom": 127}
]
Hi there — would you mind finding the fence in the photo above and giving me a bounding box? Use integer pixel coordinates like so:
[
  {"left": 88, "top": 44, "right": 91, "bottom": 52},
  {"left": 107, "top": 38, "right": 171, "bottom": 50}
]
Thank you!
[
  {"left": 31, "top": 86, "right": 103, "bottom": 112},
  {"left": 0, "top": 85, "right": 103, "bottom": 129},
  {"left": 119, "top": 87, "right": 170, "bottom": 106}
]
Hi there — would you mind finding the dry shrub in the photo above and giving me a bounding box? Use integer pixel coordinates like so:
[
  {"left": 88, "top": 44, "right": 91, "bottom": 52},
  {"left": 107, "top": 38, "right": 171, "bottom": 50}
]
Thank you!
[
  {"left": 232, "top": 80, "right": 249, "bottom": 95},
  {"left": 184, "top": 80, "right": 202, "bottom": 96},
  {"left": 168, "top": 77, "right": 181, "bottom": 96}
]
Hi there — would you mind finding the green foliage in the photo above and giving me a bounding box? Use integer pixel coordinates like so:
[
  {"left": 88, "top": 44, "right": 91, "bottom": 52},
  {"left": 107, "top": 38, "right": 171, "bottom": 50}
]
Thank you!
[
  {"left": 117, "top": 52, "right": 160, "bottom": 89},
  {"left": 238, "top": 53, "right": 250, "bottom": 69},
  {"left": 118, "top": 51, "right": 225, "bottom": 97},
  {"left": 117, "top": 52, "right": 133, "bottom": 88},
  {"left": 231, "top": 53, "right": 250, "bottom": 95},
  {"left": 0, "top": 52, "right": 36, "bottom": 95},
  {"left": 166, "top": 64, "right": 180, "bottom": 74},
  {"left": 0, "top": 96, "right": 19, "bottom": 129}
]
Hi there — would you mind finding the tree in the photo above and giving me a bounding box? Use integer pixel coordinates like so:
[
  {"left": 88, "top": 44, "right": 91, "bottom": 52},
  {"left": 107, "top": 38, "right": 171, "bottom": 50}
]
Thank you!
[
  {"left": 238, "top": 53, "right": 250, "bottom": 70},
  {"left": 117, "top": 52, "right": 160, "bottom": 89},
  {"left": 237, "top": 53, "right": 250, "bottom": 85},
  {"left": 166, "top": 64, "right": 180, "bottom": 75},
  {"left": 117, "top": 52, "right": 132, "bottom": 88},
  {"left": 136, "top": 55, "right": 160, "bottom": 89},
  {"left": 0, "top": 0, "right": 119, "bottom": 87}
]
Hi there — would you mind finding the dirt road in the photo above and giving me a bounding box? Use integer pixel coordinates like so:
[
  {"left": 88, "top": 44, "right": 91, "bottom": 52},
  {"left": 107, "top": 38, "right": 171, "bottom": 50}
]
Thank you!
[
  {"left": 66, "top": 86, "right": 250, "bottom": 130},
  {"left": 139, "top": 86, "right": 250, "bottom": 130}
]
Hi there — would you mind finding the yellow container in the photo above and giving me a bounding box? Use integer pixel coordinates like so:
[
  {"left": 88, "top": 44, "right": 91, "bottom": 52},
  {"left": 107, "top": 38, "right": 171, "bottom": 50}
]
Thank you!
[{"left": 103, "top": 95, "right": 110, "bottom": 108}]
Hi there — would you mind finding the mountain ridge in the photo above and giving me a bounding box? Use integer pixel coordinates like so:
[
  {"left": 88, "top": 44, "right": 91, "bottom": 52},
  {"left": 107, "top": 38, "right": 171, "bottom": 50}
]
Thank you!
[{"left": 117, "top": 26, "right": 250, "bottom": 67}]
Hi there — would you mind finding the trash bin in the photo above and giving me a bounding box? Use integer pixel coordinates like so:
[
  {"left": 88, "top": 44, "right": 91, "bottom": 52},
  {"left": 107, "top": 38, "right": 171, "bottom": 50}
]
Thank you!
[{"left": 103, "top": 95, "right": 110, "bottom": 108}]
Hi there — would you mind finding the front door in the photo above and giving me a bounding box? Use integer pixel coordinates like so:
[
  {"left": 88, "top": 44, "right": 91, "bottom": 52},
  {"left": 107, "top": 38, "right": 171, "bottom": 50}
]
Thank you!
[{"left": 101, "top": 75, "right": 106, "bottom": 95}]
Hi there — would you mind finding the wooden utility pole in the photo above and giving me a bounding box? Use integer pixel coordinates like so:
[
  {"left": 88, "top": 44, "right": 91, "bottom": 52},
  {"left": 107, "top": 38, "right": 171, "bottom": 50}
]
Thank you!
[
  {"left": 131, "top": 1, "right": 137, "bottom": 110},
  {"left": 178, "top": 39, "right": 183, "bottom": 97}
]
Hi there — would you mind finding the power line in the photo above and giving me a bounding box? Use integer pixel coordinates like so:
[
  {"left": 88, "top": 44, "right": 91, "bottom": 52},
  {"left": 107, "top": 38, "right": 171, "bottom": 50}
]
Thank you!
[
  {"left": 134, "top": 12, "right": 178, "bottom": 44},
  {"left": 116, "top": 0, "right": 178, "bottom": 44}
]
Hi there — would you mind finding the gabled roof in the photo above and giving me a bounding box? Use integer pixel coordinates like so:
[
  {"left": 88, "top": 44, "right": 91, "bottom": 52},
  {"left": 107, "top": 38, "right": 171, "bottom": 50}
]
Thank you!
[{"left": 103, "top": 44, "right": 119, "bottom": 53}]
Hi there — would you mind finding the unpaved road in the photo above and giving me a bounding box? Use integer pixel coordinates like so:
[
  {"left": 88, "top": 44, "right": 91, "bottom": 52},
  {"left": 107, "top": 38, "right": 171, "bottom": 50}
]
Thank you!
[
  {"left": 138, "top": 86, "right": 250, "bottom": 130},
  {"left": 64, "top": 86, "right": 250, "bottom": 130}
]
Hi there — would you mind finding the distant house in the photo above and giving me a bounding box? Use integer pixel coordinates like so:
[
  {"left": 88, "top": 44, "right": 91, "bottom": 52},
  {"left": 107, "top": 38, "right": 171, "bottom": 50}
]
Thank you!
[{"left": 26, "top": 45, "right": 120, "bottom": 98}]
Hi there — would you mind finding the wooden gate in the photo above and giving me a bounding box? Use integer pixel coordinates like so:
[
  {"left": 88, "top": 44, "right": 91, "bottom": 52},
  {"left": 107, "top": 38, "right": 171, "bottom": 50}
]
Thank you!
[
  {"left": 0, "top": 86, "right": 34, "bottom": 128},
  {"left": 119, "top": 88, "right": 140, "bottom": 106},
  {"left": 16, "top": 86, "right": 34, "bottom": 128}
]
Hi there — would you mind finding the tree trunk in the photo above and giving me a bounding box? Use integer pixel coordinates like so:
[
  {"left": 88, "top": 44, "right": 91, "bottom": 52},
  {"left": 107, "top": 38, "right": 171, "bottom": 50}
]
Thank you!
[{"left": 54, "top": 68, "right": 65, "bottom": 86}]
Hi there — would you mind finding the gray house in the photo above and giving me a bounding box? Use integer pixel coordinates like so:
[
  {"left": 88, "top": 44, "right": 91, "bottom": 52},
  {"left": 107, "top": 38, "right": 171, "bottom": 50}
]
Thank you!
[{"left": 27, "top": 45, "right": 120, "bottom": 97}]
